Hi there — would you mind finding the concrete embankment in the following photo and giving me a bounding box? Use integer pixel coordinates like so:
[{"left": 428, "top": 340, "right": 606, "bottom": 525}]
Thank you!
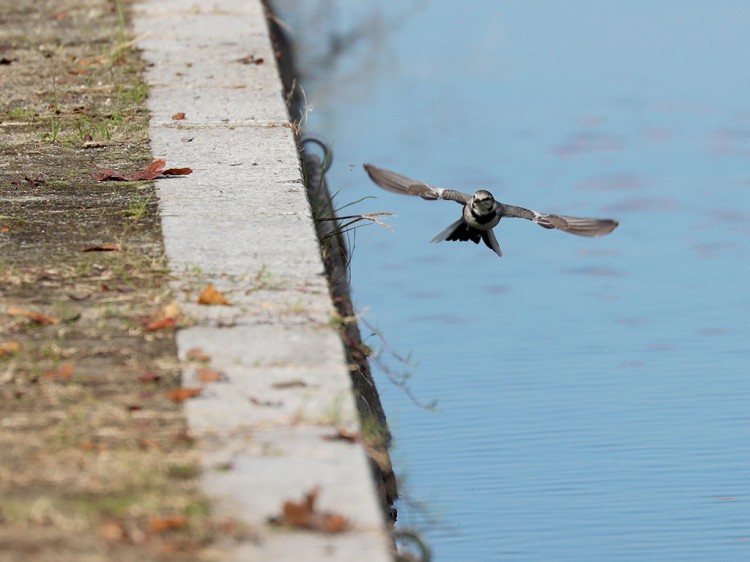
[{"left": 133, "top": 0, "right": 395, "bottom": 560}]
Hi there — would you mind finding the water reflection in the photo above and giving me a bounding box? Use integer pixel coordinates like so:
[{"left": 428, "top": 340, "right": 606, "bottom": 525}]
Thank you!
[{"left": 273, "top": 1, "right": 750, "bottom": 560}]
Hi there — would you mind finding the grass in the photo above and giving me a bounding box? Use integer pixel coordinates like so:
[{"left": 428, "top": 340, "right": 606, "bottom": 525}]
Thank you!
[
  {"left": 122, "top": 193, "right": 153, "bottom": 222},
  {"left": 114, "top": 0, "right": 127, "bottom": 49},
  {"left": 0, "top": 56, "right": 150, "bottom": 147}
]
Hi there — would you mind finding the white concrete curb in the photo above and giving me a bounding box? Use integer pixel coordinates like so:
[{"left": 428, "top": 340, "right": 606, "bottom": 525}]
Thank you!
[{"left": 133, "top": 1, "right": 392, "bottom": 559}]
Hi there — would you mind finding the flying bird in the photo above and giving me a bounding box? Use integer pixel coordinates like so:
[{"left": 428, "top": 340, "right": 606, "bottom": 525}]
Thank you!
[{"left": 363, "top": 163, "right": 618, "bottom": 257}]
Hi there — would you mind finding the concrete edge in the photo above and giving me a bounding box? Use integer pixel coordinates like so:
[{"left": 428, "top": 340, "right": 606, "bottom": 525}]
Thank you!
[{"left": 132, "top": 0, "right": 395, "bottom": 560}]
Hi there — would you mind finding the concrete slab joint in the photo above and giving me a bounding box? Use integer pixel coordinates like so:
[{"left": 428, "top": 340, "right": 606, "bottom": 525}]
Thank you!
[{"left": 133, "top": 0, "right": 393, "bottom": 559}]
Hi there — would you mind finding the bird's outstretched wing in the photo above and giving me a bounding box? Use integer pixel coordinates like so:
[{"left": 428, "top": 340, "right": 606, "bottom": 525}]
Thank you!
[
  {"left": 364, "top": 164, "right": 471, "bottom": 204},
  {"left": 500, "top": 204, "right": 619, "bottom": 237}
]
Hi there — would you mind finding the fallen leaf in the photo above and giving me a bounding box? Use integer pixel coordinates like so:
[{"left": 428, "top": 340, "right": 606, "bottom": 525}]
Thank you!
[
  {"left": 197, "top": 284, "right": 230, "bottom": 305},
  {"left": 11, "top": 176, "right": 43, "bottom": 188},
  {"left": 81, "top": 244, "right": 123, "bottom": 252},
  {"left": 236, "top": 54, "right": 264, "bottom": 65},
  {"left": 144, "top": 317, "right": 177, "bottom": 332},
  {"left": 148, "top": 515, "right": 188, "bottom": 533},
  {"left": 171, "top": 112, "right": 187, "bottom": 120},
  {"left": 138, "top": 372, "right": 162, "bottom": 384},
  {"left": 166, "top": 387, "right": 203, "bottom": 402},
  {"left": 95, "top": 159, "right": 191, "bottom": 181},
  {"left": 106, "top": 159, "right": 164, "bottom": 181},
  {"left": 144, "top": 302, "right": 183, "bottom": 331},
  {"left": 0, "top": 341, "right": 20, "bottom": 357},
  {"left": 6, "top": 305, "right": 59, "bottom": 325},
  {"left": 195, "top": 367, "right": 227, "bottom": 383},
  {"left": 186, "top": 347, "right": 211, "bottom": 362},
  {"left": 2, "top": 226, "right": 10, "bottom": 232},
  {"left": 43, "top": 363, "right": 74, "bottom": 381},
  {"left": 162, "top": 167, "right": 193, "bottom": 176},
  {"left": 279, "top": 487, "right": 349, "bottom": 533},
  {"left": 323, "top": 428, "right": 361, "bottom": 443}
]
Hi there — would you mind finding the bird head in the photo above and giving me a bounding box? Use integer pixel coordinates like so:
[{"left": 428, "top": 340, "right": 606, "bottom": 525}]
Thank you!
[{"left": 472, "top": 190, "right": 495, "bottom": 213}]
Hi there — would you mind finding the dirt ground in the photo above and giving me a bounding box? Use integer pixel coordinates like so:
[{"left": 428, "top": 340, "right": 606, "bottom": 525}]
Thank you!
[{"left": 0, "top": 1, "right": 248, "bottom": 559}]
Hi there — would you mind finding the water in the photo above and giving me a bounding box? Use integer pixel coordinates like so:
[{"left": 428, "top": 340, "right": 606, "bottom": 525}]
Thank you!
[{"left": 273, "top": 2, "right": 750, "bottom": 560}]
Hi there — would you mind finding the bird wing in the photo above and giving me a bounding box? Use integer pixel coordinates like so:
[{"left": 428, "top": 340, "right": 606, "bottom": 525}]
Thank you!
[
  {"left": 534, "top": 214, "right": 619, "bottom": 236},
  {"left": 500, "top": 204, "right": 619, "bottom": 237},
  {"left": 364, "top": 164, "right": 471, "bottom": 204}
]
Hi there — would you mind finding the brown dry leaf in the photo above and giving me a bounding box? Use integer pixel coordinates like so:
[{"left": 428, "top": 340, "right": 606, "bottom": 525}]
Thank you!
[
  {"left": 236, "top": 54, "right": 264, "bottom": 65},
  {"left": 166, "top": 387, "right": 203, "bottom": 402},
  {"left": 138, "top": 372, "right": 161, "bottom": 384},
  {"left": 171, "top": 112, "right": 187, "bottom": 120},
  {"left": 2, "top": 225, "right": 10, "bottom": 232},
  {"left": 196, "top": 367, "right": 226, "bottom": 384},
  {"left": 148, "top": 515, "right": 188, "bottom": 533},
  {"left": 323, "top": 428, "right": 361, "bottom": 443},
  {"left": 144, "top": 317, "right": 177, "bottom": 332},
  {"left": 6, "top": 305, "right": 59, "bottom": 325},
  {"left": 95, "top": 159, "right": 165, "bottom": 181},
  {"left": 162, "top": 167, "right": 193, "bottom": 176},
  {"left": 186, "top": 347, "right": 211, "bottom": 362},
  {"left": 43, "top": 363, "right": 74, "bottom": 381},
  {"left": 281, "top": 487, "right": 350, "bottom": 534},
  {"left": 144, "top": 302, "right": 183, "bottom": 331},
  {"left": 0, "top": 341, "right": 20, "bottom": 357},
  {"left": 81, "top": 244, "right": 123, "bottom": 252},
  {"left": 197, "top": 284, "right": 231, "bottom": 305},
  {"left": 11, "top": 176, "right": 44, "bottom": 188},
  {"left": 94, "top": 159, "right": 192, "bottom": 181}
]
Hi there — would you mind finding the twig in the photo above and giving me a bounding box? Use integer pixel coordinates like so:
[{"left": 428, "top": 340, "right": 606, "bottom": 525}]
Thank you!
[{"left": 361, "top": 318, "right": 435, "bottom": 411}]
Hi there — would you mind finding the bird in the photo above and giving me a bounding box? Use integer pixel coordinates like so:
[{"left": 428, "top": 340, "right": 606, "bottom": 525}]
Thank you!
[{"left": 363, "top": 163, "right": 619, "bottom": 257}]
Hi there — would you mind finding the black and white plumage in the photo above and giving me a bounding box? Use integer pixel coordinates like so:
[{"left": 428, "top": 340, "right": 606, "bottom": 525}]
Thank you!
[{"left": 363, "top": 163, "right": 618, "bottom": 257}]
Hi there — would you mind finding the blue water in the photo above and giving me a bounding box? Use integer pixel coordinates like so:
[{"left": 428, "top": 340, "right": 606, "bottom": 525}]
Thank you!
[{"left": 275, "top": 2, "right": 750, "bottom": 560}]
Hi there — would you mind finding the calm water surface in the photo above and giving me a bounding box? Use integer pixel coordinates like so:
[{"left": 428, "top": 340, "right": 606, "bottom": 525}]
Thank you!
[{"left": 275, "top": 2, "right": 750, "bottom": 560}]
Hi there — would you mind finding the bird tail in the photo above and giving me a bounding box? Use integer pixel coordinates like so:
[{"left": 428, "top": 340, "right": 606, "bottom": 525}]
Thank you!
[
  {"left": 481, "top": 229, "right": 503, "bottom": 257},
  {"left": 431, "top": 219, "right": 476, "bottom": 243},
  {"left": 430, "top": 220, "right": 502, "bottom": 257}
]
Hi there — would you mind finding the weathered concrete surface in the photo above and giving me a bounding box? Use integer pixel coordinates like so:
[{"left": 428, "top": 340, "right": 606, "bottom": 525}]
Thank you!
[{"left": 132, "top": 1, "right": 393, "bottom": 560}]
